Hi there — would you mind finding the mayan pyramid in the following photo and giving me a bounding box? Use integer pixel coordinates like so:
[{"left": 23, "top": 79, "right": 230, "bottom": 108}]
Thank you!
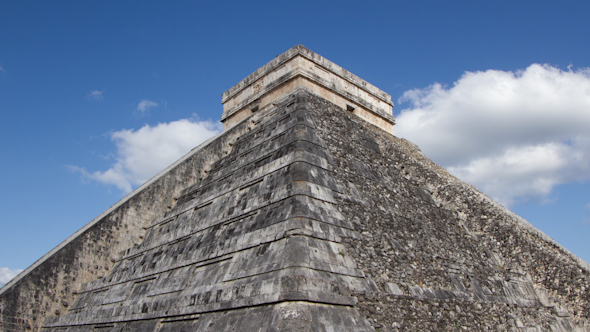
[{"left": 1, "top": 45, "right": 589, "bottom": 332}]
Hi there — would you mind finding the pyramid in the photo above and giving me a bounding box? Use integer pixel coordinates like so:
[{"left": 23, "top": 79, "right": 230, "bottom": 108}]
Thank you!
[{"left": 1, "top": 46, "right": 589, "bottom": 332}]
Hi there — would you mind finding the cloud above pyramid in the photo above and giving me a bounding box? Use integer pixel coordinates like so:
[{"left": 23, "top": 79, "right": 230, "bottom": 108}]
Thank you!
[
  {"left": 71, "top": 118, "right": 221, "bottom": 193},
  {"left": 396, "top": 64, "right": 590, "bottom": 206},
  {"left": 0, "top": 267, "right": 22, "bottom": 288},
  {"left": 70, "top": 63, "right": 590, "bottom": 208}
]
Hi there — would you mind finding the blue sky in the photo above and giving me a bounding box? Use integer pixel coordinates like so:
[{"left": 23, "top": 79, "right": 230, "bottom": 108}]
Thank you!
[{"left": 1, "top": 1, "right": 589, "bottom": 285}]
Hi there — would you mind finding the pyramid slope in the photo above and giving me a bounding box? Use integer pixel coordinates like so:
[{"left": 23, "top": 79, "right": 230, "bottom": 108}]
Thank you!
[
  {"left": 0, "top": 110, "right": 246, "bottom": 331},
  {"left": 42, "top": 90, "right": 376, "bottom": 331},
  {"left": 307, "top": 92, "right": 590, "bottom": 331},
  {"left": 38, "top": 89, "right": 590, "bottom": 331}
]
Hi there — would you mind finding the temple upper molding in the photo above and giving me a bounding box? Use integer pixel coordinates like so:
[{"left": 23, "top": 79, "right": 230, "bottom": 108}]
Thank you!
[{"left": 221, "top": 45, "right": 395, "bottom": 134}]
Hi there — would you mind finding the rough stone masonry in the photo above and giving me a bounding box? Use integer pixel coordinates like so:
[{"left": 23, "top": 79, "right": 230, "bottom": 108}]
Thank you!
[{"left": 1, "top": 45, "right": 588, "bottom": 332}]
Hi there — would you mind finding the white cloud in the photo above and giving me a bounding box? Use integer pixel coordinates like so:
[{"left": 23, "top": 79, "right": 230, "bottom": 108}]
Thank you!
[
  {"left": 72, "top": 119, "right": 221, "bottom": 193},
  {"left": 0, "top": 67, "right": 5, "bottom": 73},
  {"left": 88, "top": 90, "right": 104, "bottom": 100},
  {"left": 396, "top": 64, "right": 590, "bottom": 206},
  {"left": 0, "top": 267, "right": 23, "bottom": 287},
  {"left": 137, "top": 100, "right": 158, "bottom": 113}
]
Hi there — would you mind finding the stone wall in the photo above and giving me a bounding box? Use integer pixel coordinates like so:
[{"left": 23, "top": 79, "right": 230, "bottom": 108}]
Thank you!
[
  {"left": 0, "top": 125, "right": 248, "bottom": 332},
  {"left": 309, "top": 94, "right": 590, "bottom": 331},
  {"left": 220, "top": 45, "right": 395, "bottom": 134},
  {"left": 40, "top": 89, "right": 376, "bottom": 332}
]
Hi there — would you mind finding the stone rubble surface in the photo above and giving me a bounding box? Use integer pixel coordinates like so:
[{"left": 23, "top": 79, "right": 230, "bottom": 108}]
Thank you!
[
  {"left": 308, "top": 93, "right": 589, "bottom": 331},
  {"left": 0, "top": 119, "right": 243, "bottom": 332},
  {"left": 41, "top": 90, "right": 377, "bottom": 331}
]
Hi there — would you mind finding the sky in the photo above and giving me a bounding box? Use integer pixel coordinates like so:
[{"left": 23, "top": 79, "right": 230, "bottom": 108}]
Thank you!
[{"left": 1, "top": 1, "right": 589, "bottom": 287}]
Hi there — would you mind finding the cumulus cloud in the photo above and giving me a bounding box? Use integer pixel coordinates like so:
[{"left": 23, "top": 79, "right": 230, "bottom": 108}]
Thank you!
[
  {"left": 88, "top": 90, "right": 104, "bottom": 100},
  {"left": 72, "top": 119, "right": 221, "bottom": 193},
  {"left": 137, "top": 100, "right": 158, "bottom": 113},
  {"left": 0, "top": 267, "right": 23, "bottom": 287},
  {"left": 396, "top": 64, "right": 590, "bottom": 206}
]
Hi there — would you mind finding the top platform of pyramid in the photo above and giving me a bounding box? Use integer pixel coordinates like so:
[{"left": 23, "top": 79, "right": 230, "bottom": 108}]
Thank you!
[{"left": 221, "top": 45, "right": 396, "bottom": 134}]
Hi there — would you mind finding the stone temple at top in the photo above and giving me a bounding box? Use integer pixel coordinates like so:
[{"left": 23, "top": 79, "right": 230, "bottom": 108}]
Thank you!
[
  {"left": 0, "top": 45, "right": 588, "bottom": 332},
  {"left": 220, "top": 45, "right": 395, "bottom": 134}
]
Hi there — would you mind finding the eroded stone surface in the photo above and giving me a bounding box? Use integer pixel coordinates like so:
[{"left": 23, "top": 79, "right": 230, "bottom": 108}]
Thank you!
[
  {"left": 41, "top": 90, "right": 376, "bottom": 331},
  {"left": 0, "top": 107, "right": 248, "bottom": 332},
  {"left": 307, "top": 93, "right": 590, "bottom": 331}
]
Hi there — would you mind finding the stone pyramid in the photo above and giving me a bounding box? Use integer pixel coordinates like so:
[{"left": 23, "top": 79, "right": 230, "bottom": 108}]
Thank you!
[{"left": 1, "top": 45, "right": 589, "bottom": 332}]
